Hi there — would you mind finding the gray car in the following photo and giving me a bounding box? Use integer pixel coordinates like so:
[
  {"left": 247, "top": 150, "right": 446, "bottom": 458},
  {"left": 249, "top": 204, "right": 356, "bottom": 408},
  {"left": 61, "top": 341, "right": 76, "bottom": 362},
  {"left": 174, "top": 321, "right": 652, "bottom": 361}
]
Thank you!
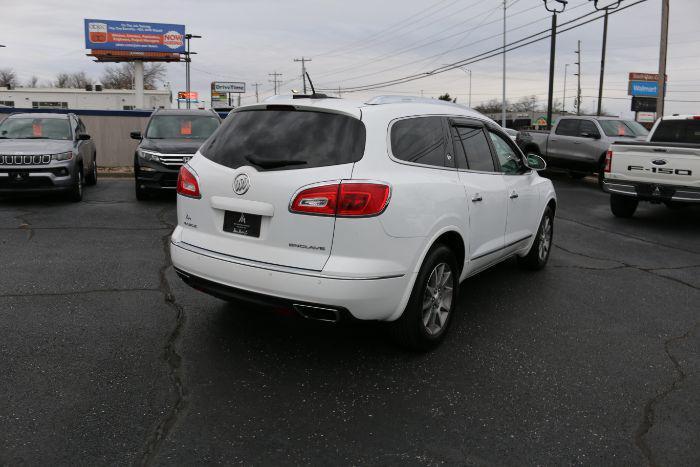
[
  {"left": 0, "top": 112, "right": 96, "bottom": 201},
  {"left": 517, "top": 116, "right": 649, "bottom": 184}
]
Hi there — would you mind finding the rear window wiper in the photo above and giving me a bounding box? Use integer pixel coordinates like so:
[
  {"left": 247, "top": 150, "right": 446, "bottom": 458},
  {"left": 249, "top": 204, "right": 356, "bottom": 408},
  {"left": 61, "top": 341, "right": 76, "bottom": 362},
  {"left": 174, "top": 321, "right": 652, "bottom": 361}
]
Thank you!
[{"left": 244, "top": 154, "right": 307, "bottom": 169}]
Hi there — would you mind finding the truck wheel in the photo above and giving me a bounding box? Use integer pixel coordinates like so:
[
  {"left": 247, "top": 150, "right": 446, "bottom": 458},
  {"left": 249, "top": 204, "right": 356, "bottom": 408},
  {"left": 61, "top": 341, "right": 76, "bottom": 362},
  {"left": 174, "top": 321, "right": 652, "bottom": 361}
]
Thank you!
[
  {"left": 518, "top": 206, "right": 554, "bottom": 270},
  {"left": 68, "top": 166, "right": 83, "bottom": 202},
  {"left": 85, "top": 156, "right": 97, "bottom": 186},
  {"left": 389, "top": 244, "right": 459, "bottom": 351},
  {"left": 610, "top": 194, "right": 638, "bottom": 218}
]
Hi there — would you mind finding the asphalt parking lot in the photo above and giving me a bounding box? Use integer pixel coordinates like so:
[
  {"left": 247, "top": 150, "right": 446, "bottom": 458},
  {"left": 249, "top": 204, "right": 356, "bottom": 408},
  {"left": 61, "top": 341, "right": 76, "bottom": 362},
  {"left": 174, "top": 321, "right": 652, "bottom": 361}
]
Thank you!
[{"left": 0, "top": 175, "right": 698, "bottom": 466}]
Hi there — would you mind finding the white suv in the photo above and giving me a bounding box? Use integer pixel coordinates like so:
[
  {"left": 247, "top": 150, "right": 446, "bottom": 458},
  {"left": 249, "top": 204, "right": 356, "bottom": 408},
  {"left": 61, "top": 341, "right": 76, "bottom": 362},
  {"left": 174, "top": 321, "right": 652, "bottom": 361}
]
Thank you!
[{"left": 171, "top": 95, "right": 556, "bottom": 349}]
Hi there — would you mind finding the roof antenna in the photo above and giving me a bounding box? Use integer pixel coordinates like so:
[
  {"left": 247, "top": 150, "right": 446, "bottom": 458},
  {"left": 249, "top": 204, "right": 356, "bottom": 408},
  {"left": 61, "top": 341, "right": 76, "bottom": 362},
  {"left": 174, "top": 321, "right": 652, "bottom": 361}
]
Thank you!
[{"left": 305, "top": 72, "right": 316, "bottom": 95}]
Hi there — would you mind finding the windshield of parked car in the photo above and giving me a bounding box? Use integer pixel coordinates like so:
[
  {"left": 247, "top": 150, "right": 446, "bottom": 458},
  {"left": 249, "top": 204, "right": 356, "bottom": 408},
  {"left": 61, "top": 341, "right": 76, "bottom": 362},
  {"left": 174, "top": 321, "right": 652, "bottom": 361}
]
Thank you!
[
  {"left": 599, "top": 119, "right": 649, "bottom": 137},
  {"left": 145, "top": 115, "right": 220, "bottom": 139},
  {"left": 650, "top": 119, "right": 700, "bottom": 144},
  {"left": 200, "top": 108, "right": 366, "bottom": 171},
  {"left": 0, "top": 117, "right": 71, "bottom": 140}
]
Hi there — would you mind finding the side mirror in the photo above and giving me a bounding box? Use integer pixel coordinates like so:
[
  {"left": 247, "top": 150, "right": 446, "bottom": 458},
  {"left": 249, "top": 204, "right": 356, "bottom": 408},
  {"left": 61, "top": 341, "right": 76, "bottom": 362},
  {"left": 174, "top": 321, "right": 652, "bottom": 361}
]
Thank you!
[
  {"left": 130, "top": 131, "right": 142, "bottom": 140},
  {"left": 77, "top": 133, "right": 91, "bottom": 141},
  {"left": 525, "top": 154, "right": 547, "bottom": 171}
]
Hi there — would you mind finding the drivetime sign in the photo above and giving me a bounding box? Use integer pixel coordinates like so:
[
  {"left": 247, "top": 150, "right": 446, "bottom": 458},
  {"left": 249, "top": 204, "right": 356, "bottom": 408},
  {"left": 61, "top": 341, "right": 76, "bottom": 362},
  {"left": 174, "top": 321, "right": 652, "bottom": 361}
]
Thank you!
[
  {"left": 84, "top": 19, "right": 186, "bottom": 53},
  {"left": 213, "top": 82, "right": 246, "bottom": 93}
]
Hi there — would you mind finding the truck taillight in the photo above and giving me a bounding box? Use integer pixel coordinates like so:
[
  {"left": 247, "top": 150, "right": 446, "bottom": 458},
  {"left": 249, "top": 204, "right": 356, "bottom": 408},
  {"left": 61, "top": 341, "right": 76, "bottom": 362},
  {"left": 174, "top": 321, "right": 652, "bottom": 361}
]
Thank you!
[
  {"left": 177, "top": 166, "right": 201, "bottom": 198},
  {"left": 604, "top": 150, "right": 613, "bottom": 173},
  {"left": 290, "top": 181, "right": 391, "bottom": 217}
]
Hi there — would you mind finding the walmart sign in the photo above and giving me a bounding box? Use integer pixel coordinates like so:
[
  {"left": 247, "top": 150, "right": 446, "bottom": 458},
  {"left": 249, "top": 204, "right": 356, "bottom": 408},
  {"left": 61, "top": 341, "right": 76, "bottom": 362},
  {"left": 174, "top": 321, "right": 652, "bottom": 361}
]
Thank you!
[{"left": 629, "top": 81, "right": 660, "bottom": 97}]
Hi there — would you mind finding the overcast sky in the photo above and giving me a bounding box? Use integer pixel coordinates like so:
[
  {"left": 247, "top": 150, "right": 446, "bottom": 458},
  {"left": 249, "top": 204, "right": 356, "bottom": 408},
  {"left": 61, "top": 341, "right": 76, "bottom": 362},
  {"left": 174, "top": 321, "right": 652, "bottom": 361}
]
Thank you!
[{"left": 2, "top": 0, "right": 699, "bottom": 117}]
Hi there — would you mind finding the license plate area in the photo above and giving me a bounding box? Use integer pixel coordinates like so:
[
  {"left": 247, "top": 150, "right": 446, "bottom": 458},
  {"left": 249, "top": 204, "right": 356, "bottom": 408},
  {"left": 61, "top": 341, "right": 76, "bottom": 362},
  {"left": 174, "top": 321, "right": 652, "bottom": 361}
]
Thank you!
[{"left": 223, "top": 210, "right": 262, "bottom": 238}]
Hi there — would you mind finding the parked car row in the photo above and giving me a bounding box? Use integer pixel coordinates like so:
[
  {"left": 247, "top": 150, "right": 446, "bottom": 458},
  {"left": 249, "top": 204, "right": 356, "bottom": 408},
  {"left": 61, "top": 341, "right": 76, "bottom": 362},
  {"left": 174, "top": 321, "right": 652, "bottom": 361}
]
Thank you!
[{"left": 0, "top": 108, "right": 222, "bottom": 202}]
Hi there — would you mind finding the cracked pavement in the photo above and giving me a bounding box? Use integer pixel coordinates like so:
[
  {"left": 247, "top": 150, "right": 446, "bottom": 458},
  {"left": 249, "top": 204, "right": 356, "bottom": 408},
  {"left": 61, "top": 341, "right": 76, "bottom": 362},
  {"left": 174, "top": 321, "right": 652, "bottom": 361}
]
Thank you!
[{"left": 0, "top": 175, "right": 698, "bottom": 465}]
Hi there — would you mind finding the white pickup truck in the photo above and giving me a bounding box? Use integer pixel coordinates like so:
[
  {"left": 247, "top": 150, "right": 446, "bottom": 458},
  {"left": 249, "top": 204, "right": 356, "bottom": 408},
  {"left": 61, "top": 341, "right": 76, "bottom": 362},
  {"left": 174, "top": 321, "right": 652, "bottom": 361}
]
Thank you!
[{"left": 602, "top": 115, "right": 700, "bottom": 217}]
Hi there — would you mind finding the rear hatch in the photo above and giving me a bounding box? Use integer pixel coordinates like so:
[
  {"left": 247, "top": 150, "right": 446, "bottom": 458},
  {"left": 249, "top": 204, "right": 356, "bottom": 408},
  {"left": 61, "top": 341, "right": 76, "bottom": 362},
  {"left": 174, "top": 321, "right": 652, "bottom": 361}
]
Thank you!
[{"left": 181, "top": 104, "right": 366, "bottom": 271}]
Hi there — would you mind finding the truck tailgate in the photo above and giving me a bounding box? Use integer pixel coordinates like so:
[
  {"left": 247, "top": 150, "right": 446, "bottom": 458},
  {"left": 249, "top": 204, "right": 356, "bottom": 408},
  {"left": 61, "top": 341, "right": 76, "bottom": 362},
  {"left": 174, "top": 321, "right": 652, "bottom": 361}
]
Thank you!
[{"left": 608, "top": 143, "right": 700, "bottom": 188}]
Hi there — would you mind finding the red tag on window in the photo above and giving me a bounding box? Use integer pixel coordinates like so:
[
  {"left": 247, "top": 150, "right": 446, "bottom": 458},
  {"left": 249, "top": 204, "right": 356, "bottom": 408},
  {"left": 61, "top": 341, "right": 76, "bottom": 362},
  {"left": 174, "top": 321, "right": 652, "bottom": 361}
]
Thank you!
[
  {"left": 32, "top": 123, "right": 42, "bottom": 137},
  {"left": 180, "top": 121, "right": 192, "bottom": 135},
  {"left": 617, "top": 125, "right": 626, "bottom": 136}
]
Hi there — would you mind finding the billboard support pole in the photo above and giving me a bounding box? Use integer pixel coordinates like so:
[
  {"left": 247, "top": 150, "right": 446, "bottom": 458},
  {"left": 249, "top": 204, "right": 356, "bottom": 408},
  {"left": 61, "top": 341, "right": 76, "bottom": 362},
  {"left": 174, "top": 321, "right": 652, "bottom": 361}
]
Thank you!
[
  {"left": 656, "top": 0, "right": 669, "bottom": 118},
  {"left": 134, "top": 61, "right": 144, "bottom": 109}
]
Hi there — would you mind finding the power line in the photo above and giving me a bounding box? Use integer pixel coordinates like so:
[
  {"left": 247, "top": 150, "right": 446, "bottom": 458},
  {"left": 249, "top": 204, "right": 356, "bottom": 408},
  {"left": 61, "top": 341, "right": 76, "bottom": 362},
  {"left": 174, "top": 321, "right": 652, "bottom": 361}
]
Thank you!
[{"left": 320, "top": 0, "right": 648, "bottom": 94}]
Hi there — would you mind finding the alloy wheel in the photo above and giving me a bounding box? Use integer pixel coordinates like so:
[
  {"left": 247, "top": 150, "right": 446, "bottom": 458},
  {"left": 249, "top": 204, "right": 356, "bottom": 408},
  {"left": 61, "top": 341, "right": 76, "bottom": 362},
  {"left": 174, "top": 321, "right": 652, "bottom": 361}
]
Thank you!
[
  {"left": 422, "top": 262, "right": 453, "bottom": 336},
  {"left": 538, "top": 216, "right": 552, "bottom": 262}
]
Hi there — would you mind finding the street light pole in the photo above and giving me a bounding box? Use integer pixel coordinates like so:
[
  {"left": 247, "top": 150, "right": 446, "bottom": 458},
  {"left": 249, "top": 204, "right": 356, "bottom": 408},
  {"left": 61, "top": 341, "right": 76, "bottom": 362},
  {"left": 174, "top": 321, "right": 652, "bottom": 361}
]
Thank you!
[
  {"left": 543, "top": 0, "right": 568, "bottom": 130},
  {"left": 657, "top": 0, "right": 670, "bottom": 118},
  {"left": 445, "top": 65, "right": 472, "bottom": 107},
  {"left": 562, "top": 63, "right": 569, "bottom": 114},
  {"left": 184, "top": 34, "right": 202, "bottom": 110},
  {"left": 501, "top": 0, "right": 507, "bottom": 127},
  {"left": 590, "top": 1, "right": 621, "bottom": 117}
]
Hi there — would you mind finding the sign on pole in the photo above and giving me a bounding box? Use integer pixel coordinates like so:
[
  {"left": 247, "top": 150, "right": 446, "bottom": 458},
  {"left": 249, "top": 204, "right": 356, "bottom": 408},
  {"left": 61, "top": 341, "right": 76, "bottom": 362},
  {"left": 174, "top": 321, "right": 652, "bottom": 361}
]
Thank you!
[
  {"left": 631, "top": 96, "right": 657, "bottom": 112},
  {"left": 213, "top": 82, "right": 246, "bottom": 93},
  {"left": 84, "top": 19, "right": 186, "bottom": 54}
]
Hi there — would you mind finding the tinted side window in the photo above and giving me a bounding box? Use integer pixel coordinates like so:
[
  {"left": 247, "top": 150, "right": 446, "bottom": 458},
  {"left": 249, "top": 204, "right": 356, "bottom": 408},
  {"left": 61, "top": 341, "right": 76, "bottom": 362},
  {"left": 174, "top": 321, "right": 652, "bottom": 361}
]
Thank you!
[
  {"left": 555, "top": 119, "right": 580, "bottom": 136},
  {"left": 651, "top": 120, "right": 700, "bottom": 144},
  {"left": 489, "top": 131, "right": 523, "bottom": 174},
  {"left": 391, "top": 117, "right": 447, "bottom": 167},
  {"left": 579, "top": 120, "right": 600, "bottom": 137},
  {"left": 452, "top": 126, "right": 495, "bottom": 172}
]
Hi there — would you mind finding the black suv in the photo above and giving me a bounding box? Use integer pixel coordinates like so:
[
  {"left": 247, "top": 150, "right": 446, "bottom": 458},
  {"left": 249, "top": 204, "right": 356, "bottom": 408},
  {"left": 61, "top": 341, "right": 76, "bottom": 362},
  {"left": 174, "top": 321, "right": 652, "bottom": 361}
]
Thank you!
[{"left": 131, "top": 109, "right": 221, "bottom": 200}]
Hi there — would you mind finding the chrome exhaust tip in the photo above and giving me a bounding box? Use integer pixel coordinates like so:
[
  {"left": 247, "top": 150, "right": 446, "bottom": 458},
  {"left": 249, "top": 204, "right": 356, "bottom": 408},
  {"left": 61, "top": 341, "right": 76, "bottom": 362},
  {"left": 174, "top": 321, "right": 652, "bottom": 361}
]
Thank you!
[{"left": 293, "top": 304, "right": 341, "bottom": 323}]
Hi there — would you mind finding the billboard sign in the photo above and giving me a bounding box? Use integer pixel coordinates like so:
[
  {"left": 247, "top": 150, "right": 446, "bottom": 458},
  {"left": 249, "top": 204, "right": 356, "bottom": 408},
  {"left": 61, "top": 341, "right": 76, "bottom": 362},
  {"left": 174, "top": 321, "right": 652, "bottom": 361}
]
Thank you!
[
  {"left": 178, "top": 91, "right": 199, "bottom": 100},
  {"left": 629, "top": 81, "right": 660, "bottom": 97},
  {"left": 628, "top": 72, "right": 666, "bottom": 82},
  {"left": 84, "top": 19, "right": 186, "bottom": 53},
  {"left": 631, "top": 96, "right": 657, "bottom": 112},
  {"left": 213, "top": 82, "right": 246, "bottom": 93},
  {"left": 636, "top": 112, "right": 656, "bottom": 123}
]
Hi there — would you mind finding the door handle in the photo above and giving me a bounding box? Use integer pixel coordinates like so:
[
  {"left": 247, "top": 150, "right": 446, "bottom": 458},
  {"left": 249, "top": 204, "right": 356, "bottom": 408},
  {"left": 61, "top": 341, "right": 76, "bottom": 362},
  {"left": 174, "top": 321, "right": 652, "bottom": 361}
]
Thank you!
[
  {"left": 471, "top": 194, "right": 483, "bottom": 202},
  {"left": 509, "top": 191, "right": 519, "bottom": 199}
]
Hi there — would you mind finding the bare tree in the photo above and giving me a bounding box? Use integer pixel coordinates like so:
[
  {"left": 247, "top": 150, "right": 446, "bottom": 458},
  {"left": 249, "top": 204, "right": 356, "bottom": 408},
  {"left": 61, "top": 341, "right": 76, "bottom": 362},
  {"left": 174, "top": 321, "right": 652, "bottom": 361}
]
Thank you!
[
  {"left": 100, "top": 63, "right": 167, "bottom": 90},
  {"left": 0, "top": 68, "right": 18, "bottom": 88},
  {"left": 54, "top": 71, "right": 93, "bottom": 88},
  {"left": 26, "top": 75, "right": 40, "bottom": 87},
  {"left": 474, "top": 99, "right": 508, "bottom": 114}
]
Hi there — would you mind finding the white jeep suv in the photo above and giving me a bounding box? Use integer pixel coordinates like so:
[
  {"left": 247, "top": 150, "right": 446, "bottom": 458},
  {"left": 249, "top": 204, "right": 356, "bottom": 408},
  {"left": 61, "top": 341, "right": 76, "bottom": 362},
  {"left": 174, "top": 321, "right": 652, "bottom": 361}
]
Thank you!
[{"left": 171, "top": 95, "right": 556, "bottom": 349}]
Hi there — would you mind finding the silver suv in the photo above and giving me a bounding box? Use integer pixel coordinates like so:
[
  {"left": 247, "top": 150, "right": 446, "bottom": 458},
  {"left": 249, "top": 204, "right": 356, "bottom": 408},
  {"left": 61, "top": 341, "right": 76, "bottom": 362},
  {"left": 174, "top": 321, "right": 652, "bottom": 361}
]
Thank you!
[{"left": 0, "top": 112, "right": 96, "bottom": 201}]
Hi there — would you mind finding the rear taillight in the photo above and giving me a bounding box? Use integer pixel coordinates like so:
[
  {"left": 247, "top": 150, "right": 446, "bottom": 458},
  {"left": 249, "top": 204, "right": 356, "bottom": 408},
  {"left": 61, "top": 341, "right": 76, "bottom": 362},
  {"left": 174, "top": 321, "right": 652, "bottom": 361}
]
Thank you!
[
  {"left": 604, "top": 150, "right": 613, "bottom": 173},
  {"left": 290, "top": 181, "right": 390, "bottom": 217},
  {"left": 177, "top": 166, "right": 201, "bottom": 198}
]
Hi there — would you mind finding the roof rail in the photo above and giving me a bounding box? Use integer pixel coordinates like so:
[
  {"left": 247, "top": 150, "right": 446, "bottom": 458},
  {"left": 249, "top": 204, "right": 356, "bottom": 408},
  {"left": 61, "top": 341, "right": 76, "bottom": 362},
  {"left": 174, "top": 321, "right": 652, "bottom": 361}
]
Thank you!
[{"left": 365, "top": 95, "right": 470, "bottom": 109}]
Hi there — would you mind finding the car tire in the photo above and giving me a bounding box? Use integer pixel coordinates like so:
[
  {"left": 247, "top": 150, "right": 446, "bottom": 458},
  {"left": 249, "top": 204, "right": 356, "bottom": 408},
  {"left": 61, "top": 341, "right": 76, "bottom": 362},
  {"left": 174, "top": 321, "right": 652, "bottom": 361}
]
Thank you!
[
  {"left": 610, "top": 194, "right": 638, "bottom": 218},
  {"left": 68, "top": 166, "right": 83, "bottom": 202},
  {"left": 517, "top": 206, "right": 554, "bottom": 270},
  {"left": 389, "top": 244, "right": 459, "bottom": 351},
  {"left": 135, "top": 182, "right": 150, "bottom": 201},
  {"left": 85, "top": 156, "right": 97, "bottom": 186}
]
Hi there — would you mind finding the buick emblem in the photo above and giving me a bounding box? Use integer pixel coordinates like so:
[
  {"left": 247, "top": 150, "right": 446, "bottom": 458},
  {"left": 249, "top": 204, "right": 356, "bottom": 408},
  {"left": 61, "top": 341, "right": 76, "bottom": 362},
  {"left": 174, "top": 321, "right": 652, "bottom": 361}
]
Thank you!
[
  {"left": 651, "top": 159, "right": 667, "bottom": 166},
  {"left": 233, "top": 174, "right": 250, "bottom": 195}
]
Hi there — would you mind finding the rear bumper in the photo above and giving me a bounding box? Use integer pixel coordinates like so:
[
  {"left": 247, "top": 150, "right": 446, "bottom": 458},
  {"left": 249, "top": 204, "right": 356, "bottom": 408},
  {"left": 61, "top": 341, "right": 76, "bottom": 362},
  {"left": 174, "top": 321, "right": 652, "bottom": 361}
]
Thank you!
[
  {"left": 170, "top": 237, "right": 414, "bottom": 321},
  {"left": 602, "top": 179, "right": 700, "bottom": 203}
]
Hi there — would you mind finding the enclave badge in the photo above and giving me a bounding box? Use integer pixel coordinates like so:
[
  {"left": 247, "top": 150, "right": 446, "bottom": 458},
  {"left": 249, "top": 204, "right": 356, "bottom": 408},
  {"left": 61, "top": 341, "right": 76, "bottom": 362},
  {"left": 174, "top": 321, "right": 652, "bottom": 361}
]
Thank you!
[{"left": 233, "top": 173, "right": 250, "bottom": 195}]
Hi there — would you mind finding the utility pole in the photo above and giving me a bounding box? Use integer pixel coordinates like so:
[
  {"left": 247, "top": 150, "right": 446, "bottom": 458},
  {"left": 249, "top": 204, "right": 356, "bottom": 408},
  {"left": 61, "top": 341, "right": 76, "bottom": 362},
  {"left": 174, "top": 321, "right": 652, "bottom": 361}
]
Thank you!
[
  {"left": 338, "top": 86, "right": 342, "bottom": 98},
  {"left": 575, "top": 40, "right": 582, "bottom": 115},
  {"left": 590, "top": 1, "right": 620, "bottom": 116},
  {"left": 268, "top": 71, "right": 282, "bottom": 95},
  {"left": 543, "top": 0, "right": 568, "bottom": 130},
  {"left": 252, "top": 82, "right": 261, "bottom": 103},
  {"left": 657, "top": 0, "right": 669, "bottom": 118},
  {"left": 562, "top": 63, "right": 569, "bottom": 114},
  {"left": 444, "top": 65, "right": 472, "bottom": 107},
  {"left": 502, "top": 0, "right": 507, "bottom": 127},
  {"left": 184, "top": 34, "right": 202, "bottom": 110},
  {"left": 294, "top": 57, "right": 312, "bottom": 94}
]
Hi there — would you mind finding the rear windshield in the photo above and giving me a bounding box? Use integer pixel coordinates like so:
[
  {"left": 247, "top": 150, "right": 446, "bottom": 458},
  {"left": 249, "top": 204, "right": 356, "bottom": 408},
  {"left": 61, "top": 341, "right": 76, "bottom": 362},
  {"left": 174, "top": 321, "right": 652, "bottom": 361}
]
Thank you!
[
  {"left": 599, "top": 119, "right": 649, "bottom": 137},
  {"left": 201, "top": 108, "right": 366, "bottom": 171},
  {"left": 651, "top": 119, "right": 700, "bottom": 144},
  {"left": 146, "top": 115, "right": 220, "bottom": 139},
  {"left": 0, "top": 117, "right": 71, "bottom": 140}
]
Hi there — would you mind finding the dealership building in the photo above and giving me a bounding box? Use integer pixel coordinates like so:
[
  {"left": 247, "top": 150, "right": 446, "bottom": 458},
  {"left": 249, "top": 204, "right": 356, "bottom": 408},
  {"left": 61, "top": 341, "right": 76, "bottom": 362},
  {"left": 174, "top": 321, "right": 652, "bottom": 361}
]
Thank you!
[{"left": 0, "top": 86, "right": 172, "bottom": 111}]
